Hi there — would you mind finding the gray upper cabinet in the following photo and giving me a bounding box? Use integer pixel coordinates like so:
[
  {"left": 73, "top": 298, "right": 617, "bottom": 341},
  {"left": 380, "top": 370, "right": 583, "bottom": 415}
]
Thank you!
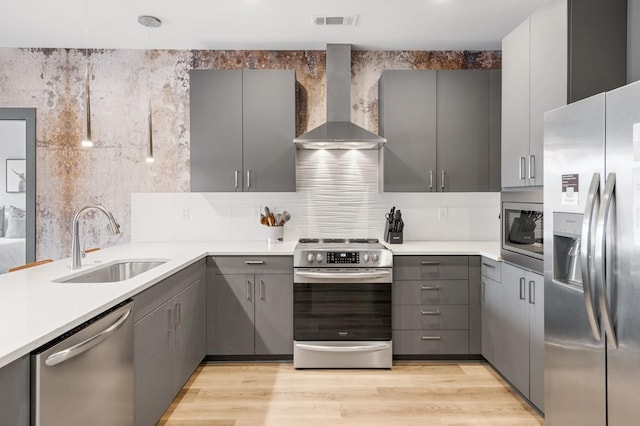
[
  {"left": 190, "top": 70, "right": 242, "bottom": 192},
  {"left": 190, "top": 69, "right": 296, "bottom": 192},
  {"left": 437, "top": 70, "right": 489, "bottom": 192},
  {"left": 488, "top": 71, "right": 502, "bottom": 192},
  {"left": 501, "top": 0, "right": 626, "bottom": 189},
  {"left": 379, "top": 70, "right": 437, "bottom": 192},
  {"left": 379, "top": 69, "right": 499, "bottom": 192}
]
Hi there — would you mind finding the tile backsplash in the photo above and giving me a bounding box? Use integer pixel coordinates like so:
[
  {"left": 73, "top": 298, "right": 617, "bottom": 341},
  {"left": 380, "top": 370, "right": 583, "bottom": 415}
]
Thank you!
[{"left": 131, "top": 191, "right": 499, "bottom": 243}]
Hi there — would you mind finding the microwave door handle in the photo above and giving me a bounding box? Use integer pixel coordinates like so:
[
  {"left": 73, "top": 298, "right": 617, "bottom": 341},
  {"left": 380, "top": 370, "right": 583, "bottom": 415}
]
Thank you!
[
  {"left": 595, "top": 173, "right": 617, "bottom": 349},
  {"left": 581, "top": 173, "right": 602, "bottom": 341}
]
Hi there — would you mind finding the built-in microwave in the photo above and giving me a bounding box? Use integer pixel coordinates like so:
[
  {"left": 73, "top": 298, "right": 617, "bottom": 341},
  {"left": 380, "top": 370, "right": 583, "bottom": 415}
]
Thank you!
[{"left": 501, "top": 191, "right": 543, "bottom": 273}]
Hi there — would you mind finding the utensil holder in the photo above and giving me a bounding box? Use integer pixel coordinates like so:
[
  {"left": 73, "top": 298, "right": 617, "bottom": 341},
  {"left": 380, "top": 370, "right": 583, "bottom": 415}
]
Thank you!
[
  {"left": 387, "top": 232, "right": 403, "bottom": 244},
  {"left": 267, "top": 226, "right": 284, "bottom": 244}
]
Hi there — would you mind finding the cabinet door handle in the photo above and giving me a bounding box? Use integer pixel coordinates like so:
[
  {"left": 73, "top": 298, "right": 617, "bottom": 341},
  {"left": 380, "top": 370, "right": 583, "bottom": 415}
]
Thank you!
[
  {"left": 481, "top": 281, "right": 485, "bottom": 307},
  {"left": 168, "top": 306, "right": 175, "bottom": 332},
  {"left": 529, "top": 155, "right": 536, "bottom": 179},
  {"left": 244, "top": 260, "right": 265, "bottom": 265},
  {"left": 519, "top": 277, "right": 526, "bottom": 300},
  {"left": 246, "top": 170, "right": 251, "bottom": 189},
  {"left": 247, "top": 280, "right": 252, "bottom": 301},
  {"left": 420, "top": 261, "right": 440, "bottom": 265},
  {"left": 429, "top": 170, "right": 434, "bottom": 192},
  {"left": 260, "top": 280, "right": 265, "bottom": 301},
  {"left": 421, "top": 286, "right": 441, "bottom": 291},
  {"left": 481, "top": 262, "right": 495, "bottom": 269},
  {"left": 234, "top": 170, "right": 239, "bottom": 189},
  {"left": 421, "top": 336, "right": 441, "bottom": 341},
  {"left": 529, "top": 280, "right": 535, "bottom": 304},
  {"left": 176, "top": 303, "right": 182, "bottom": 327},
  {"left": 519, "top": 157, "right": 526, "bottom": 180},
  {"left": 421, "top": 310, "right": 441, "bottom": 316},
  {"left": 441, "top": 170, "right": 445, "bottom": 191}
]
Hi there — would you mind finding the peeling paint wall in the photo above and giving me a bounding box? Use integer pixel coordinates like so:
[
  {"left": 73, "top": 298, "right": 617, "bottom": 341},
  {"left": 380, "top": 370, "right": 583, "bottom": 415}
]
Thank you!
[{"left": 0, "top": 48, "right": 500, "bottom": 260}]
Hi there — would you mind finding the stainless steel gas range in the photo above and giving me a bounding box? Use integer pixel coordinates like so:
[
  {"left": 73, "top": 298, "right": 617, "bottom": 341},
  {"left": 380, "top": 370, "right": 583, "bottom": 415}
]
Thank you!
[{"left": 293, "top": 238, "right": 393, "bottom": 369}]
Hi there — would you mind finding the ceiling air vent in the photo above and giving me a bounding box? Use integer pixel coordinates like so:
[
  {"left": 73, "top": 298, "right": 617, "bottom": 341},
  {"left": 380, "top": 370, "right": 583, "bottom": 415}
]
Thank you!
[{"left": 313, "top": 15, "right": 359, "bottom": 26}]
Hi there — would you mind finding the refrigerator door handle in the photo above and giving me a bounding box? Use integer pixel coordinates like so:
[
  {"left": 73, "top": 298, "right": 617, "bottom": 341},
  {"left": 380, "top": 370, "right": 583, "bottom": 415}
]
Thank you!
[
  {"left": 581, "top": 173, "right": 602, "bottom": 341},
  {"left": 595, "top": 172, "right": 617, "bottom": 349}
]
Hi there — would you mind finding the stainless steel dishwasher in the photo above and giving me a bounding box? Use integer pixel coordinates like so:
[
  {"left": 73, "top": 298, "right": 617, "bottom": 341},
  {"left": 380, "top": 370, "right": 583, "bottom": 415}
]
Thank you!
[{"left": 31, "top": 300, "right": 134, "bottom": 426}]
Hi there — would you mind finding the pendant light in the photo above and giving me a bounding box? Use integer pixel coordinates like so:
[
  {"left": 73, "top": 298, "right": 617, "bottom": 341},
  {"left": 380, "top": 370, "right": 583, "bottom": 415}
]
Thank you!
[
  {"left": 138, "top": 14, "right": 161, "bottom": 163},
  {"left": 81, "top": 0, "right": 93, "bottom": 148}
]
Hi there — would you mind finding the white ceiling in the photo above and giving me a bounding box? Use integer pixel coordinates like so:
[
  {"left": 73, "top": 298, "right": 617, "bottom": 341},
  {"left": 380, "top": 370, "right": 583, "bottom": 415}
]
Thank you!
[{"left": 0, "top": 0, "right": 547, "bottom": 51}]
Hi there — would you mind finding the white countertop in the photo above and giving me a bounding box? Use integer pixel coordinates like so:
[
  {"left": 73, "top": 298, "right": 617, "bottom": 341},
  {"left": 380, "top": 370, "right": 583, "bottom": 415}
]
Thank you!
[{"left": 0, "top": 239, "right": 498, "bottom": 369}]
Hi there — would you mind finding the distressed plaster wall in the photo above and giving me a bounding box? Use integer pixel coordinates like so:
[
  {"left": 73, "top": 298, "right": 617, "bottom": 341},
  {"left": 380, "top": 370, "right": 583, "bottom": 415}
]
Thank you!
[{"left": 0, "top": 47, "right": 499, "bottom": 260}]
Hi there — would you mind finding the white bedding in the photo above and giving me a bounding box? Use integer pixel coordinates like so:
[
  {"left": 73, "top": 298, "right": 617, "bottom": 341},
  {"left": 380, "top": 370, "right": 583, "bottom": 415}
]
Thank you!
[{"left": 0, "top": 237, "right": 25, "bottom": 273}]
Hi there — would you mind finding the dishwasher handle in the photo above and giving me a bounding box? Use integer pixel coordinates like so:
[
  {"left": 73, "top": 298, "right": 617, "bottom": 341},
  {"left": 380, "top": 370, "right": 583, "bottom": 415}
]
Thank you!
[{"left": 45, "top": 309, "right": 131, "bottom": 367}]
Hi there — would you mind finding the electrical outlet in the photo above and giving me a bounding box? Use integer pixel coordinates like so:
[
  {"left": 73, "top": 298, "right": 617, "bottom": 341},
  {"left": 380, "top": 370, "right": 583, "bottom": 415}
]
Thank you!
[
  {"left": 180, "top": 207, "right": 190, "bottom": 220},
  {"left": 438, "top": 206, "right": 448, "bottom": 220}
]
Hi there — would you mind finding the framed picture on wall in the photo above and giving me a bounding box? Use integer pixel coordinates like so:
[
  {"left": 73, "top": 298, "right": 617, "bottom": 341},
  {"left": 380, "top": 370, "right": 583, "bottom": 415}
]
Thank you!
[{"left": 6, "top": 158, "right": 26, "bottom": 193}]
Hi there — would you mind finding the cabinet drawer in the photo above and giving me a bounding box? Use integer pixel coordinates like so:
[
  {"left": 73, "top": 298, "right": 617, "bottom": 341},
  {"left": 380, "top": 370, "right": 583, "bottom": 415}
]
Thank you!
[
  {"left": 134, "top": 260, "right": 204, "bottom": 323},
  {"left": 393, "top": 305, "right": 469, "bottom": 330},
  {"left": 481, "top": 257, "right": 501, "bottom": 281},
  {"left": 393, "top": 280, "right": 469, "bottom": 305},
  {"left": 214, "top": 256, "right": 293, "bottom": 275},
  {"left": 394, "top": 256, "right": 468, "bottom": 280},
  {"left": 393, "top": 330, "right": 469, "bottom": 354}
]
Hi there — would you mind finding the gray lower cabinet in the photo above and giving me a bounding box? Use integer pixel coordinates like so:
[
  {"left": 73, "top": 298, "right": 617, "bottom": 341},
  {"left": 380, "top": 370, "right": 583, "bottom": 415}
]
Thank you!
[
  {"left": 480, "top": 257, "right": 502, "bottom": 369},
  {"left": 190, "top": 69, "right": 295, "bottom": 192},
  {"left": 500, "top": 262, "right": 544, "bottom": 412},
  {"left": 393, "top": 256, "right": 481, "bottom": 356},
  {"left": 209, "top": 256, "right": 293, "bottom": 356},
  {"left": 133, "top": 260, "right": 206, "bottom": 426},
  {"left": 0, "top": 355, "right": 29, "bottom": 426},
  {"left": 379, "top": 70, "right": 500, "bottom": 192}
]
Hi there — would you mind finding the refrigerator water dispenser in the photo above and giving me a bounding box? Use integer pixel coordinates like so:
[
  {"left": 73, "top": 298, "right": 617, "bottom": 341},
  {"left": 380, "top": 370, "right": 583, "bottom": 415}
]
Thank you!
[{"left": 553, "top": 212, "right": 584, "bottom": 287}]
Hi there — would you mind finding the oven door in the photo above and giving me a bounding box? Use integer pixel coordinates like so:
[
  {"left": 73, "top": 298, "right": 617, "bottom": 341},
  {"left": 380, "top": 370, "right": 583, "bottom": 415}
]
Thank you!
[{"left": 293, "top": 269, "right": 392, "bottom": 341}]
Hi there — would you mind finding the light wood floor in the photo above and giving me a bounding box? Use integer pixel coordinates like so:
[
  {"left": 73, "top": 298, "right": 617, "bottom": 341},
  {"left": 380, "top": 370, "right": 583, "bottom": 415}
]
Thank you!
[{"left": 159, "top": 362, "right": 544, "bottom": 425}]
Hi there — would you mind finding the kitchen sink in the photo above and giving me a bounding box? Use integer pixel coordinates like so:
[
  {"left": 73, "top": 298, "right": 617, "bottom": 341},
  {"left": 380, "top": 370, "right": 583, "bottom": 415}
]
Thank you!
[{"left": 54, "top": 260, "right": 167, "bottom": 283}]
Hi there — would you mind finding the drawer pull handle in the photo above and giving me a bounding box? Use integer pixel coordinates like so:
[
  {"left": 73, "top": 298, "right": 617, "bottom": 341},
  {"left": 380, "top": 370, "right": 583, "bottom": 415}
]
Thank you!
[
  {"left": 421, "top": 310, "right": 441, "bottom": 316},
  {"left": 421, "top": 286, "right": 441, "bottom": 291},
  {"left": 244, "top": 260, "right": 265, "bottom": 265},
  {"left": 421, "top": 336, "right": 441, "bottom": 341},
  {"left": 481, "top": 262, "right": 496, "bottom": 269},
  {"left": 420, "top": 261, "right": 441, "bottom": 265}
]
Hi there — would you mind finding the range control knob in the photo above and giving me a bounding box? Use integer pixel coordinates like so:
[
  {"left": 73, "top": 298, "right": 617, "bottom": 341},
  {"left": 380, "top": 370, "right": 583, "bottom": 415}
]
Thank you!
[
  {"left": 307, "top": 253, "right": 315, "bottom": 263},
  {"left": 315, "top": 253, "right": 324, "bottom": 262},
  {"left": 362, "top": 253, "right": 370, "bottom": 262},
  {"left": 372, "top": 253, "right": 379, "bottom": 262}
]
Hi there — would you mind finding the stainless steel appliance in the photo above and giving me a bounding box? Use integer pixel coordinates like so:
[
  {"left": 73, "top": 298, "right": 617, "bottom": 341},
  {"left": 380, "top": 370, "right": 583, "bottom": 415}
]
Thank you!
[
  {"left": 293, "top": 44, "right": 387, "bottom": 150},
  {"left": 501, "top": 190, "right": 544, "bottom": 273},
  {"left": 293, "top": 238, "right": 393, "bottom": 368},
  {"left": 544, "top": 81, "right": 640, "bottom": 425},
  {"left": 31, "top": 301, "right": 134, "bottom": 426}
]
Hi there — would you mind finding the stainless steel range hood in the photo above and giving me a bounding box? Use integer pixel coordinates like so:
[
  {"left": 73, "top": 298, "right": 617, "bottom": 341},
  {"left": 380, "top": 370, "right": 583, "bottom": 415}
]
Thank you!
[{"left": 294, "top": 44, "right": 386, "bottom": 150}]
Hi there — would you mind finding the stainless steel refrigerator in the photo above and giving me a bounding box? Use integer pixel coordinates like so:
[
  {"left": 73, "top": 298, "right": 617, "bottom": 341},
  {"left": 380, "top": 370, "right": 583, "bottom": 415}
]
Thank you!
[{"left": 544, "top": 80, "right": 640, "bottom": 425}]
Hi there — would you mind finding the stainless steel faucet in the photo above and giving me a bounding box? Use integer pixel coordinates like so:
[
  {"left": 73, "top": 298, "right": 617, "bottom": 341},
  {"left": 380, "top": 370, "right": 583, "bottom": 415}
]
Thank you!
[{"left": 71, "top": 205, "right": 121, "bottom": 270}]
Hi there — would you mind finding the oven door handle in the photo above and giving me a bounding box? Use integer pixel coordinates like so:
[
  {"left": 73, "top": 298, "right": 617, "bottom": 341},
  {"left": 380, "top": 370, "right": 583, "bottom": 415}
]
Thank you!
[
  {"left": 294, "top": 270, "right": 392, "bottom": 280},
  {"left": 295, "top": 343, "right": 391, "bottom": 353}
]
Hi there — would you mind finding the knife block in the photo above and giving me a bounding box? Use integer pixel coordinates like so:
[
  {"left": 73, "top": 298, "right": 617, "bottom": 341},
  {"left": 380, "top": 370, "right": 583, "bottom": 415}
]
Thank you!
[{"left": 387, "top": 232, "right": 403, "bottom": 244}]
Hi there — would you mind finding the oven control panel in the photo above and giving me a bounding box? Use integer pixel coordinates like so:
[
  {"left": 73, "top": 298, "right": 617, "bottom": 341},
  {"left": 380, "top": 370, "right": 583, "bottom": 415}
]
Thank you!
[
  {"left": 326, "top": 251, "right": 359, "bottom": 264},
  {"left": 298, "top": 250, "right": 390, "bottom": 266}
]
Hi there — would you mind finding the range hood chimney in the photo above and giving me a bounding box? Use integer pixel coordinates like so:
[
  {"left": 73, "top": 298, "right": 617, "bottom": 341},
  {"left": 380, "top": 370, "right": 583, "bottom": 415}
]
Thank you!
[{"left": 294, "top": 44, "right": 387, "bottom": 150}]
